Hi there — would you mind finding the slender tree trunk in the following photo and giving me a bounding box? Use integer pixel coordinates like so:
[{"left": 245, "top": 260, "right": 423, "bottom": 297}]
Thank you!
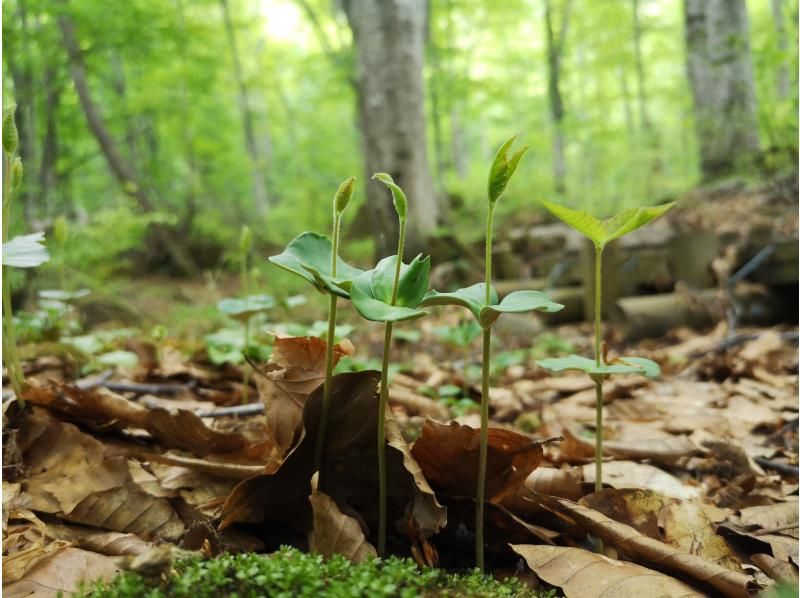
[
  {"left": 684, "top": 0, "right": 760, "bottom": 179},
  {"left": 38, "top": 65, "right": 62, "bottom": 217},
  {"left": 632, "top": 0, "right": 652, "bottom": 135},
  {"left": 618, "top": 67, "right": 635, "bottom": 141},
  {"left": 58, "top": 5, "right": 199, "bottom": 276},
  {"left": 544, "top": 0, "right": 573, "bottom": 195},
  {"left": 220, "top": 0, "right": 269, "bottom": 214},
  {"left": 343, "top": 0, "right": 441, "bottom": 258},
  {"left": 770, "top": 0, "right": 790, "bottom": 101}
]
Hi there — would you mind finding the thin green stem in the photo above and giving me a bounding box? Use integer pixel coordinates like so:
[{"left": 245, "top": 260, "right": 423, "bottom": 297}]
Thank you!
[
  {"left": 594, "top": 380, "right": 603, "bottom": 493},
  {"left": 377, "top": 320, "right": 393, "bottom": 556},
  {"left": 593, "top": 246, "right": 604, "bottom": 553},
  {"left": 314, "top": 213, "right": 342, "bottom": 476},
  {"left": 594, "top": 246, "right": 603, "bottom": 367},
  {"left": 3, "top": 267, "right": 24, "bottom": 403},
  {"left": 242, "top": 316, "right": 251, "bottom": 403},
  {"left": 376, "top": 215, "right": 406, "bottom": 557},
  {"left": 476, "top": 203, "right": 495, "bottom": 571},
  {"left": 476, "top": 327, "right": 491, "bottom": 572}
]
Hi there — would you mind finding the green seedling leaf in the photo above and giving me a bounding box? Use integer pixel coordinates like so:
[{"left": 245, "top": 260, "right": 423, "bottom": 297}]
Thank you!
[
  {"left": 217, "top": 294, "right": 275, "bottom": 321},
  {"left": 282, "top": 294, "right": 307, "bottom": 309},
  {"left": 269, "top": 232, "right": 363, "bottom": 298},
  {"left": 3, "top": 103, "right": 18, "bottom": 154},
  {"left": 38, "top": 289, "right": 90, "bottom": 302},
  {"left": 3, "top": 232, "right": 50, "bottom": 268},
  {"left": 334, "top": 176, "right": 356, "bottom": 215},
  {"left": 537, "top": 354, "right": 661, "bottom": 378},
  {"left": 540, "top": 199, "right": 676, "bottom": 248},
  {"left": 422, "top": 283, "right": 563, "bottom": 329},
  {"left": 393, "top": 329, "right": 421, "bottom": 343},
  {"left": 488, "top": 134, "right": 529, "bottom": 205},
  {"left": 373, "top": 173, "right": 407, "bottom": 220},
  {"left": 347, "top": 255, "right": 430, "bottom": 323},
  {"left": 97, "top": 350, "right": 139, "bottom": 369},
  {"left": 433, "top": 320, "right": 482, "bottom": 348}
]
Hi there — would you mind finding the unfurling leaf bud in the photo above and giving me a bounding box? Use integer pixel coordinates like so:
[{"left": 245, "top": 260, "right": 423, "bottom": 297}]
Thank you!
[
  {"left": 372, "top": 173, "right": 407, "bottom": 220},
  {"left": 3, "top": 104, "right": 18, "bottom": 154},
  {"left": 334, "top": 176, "right": 356, "bottom": 215},
  {"left": 488, "top": 134, "right": 529, "bottom": 205},
  {"left": 11, "top": 157, "right": 23, "bottom": 190},
  {"left": 54, "top": 216, "right": 69, "bottom": 246},
  {"left": 150, "top": 324, "right": 167, "bottom": 342},
  {"left": 240, "top": 225, "right": 252, "bottom": 257}
]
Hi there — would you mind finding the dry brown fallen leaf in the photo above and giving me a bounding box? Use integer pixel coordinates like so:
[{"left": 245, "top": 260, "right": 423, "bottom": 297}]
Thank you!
[
  {"left": 603, "top": 435, "right": 700, "bottom": 466},
  {"left": 411, "top": 419, "right": 544, "bottom": 502},
  {"left": 582, "top": 460, "right": 702, "bottom": 500},
  {"left": 738, "top": 499, "right": 799, "bottom": 533},
  {"left": 11, "top": 409, "right": 184, "bottom": 541},
  {"left": 580, "top": 488, "right": 674, "bottom": 539},
  {"left": 221, "top": 370, "right": 446, "bottom": 551},
  {"left": 3, "top": 547, "right": 120, "bottom": 598},
  {"left": 308, "top": 473, "right": 376, "bottom": 563},
  {"left": 3, "top": 510, "right": 71, "bottom": 583},
  {"left": 254, "top": 335, "right": 353, "bottom": 459},
  {"left": 510, "top": 544, "right": 703, "bottom": 598},
  {"left": 751, "top": 553, "right": 799, "bottom": 585},
  {"left": 531, "top": 493, "right": 761, "bottom": 598},
  {"left": 658, "top": 501, "right": 742, "bottom": 572}
]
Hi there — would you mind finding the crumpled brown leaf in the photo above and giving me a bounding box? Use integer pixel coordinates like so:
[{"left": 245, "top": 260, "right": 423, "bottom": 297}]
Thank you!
[
  {"left": 11, "top": 409, "right": 184, "bottom": 541},
  {"left": 254, "top": 335, "right": 353, "bottom": 459},
  {"left": 659, "top": 501, "right": 742, "bottom": 572},
  {"left": 309, "top": 473, "right": 376, "bottom": 563},
  {"left": 530, "top": 492, "right": 761, "bottom": 598},
  {"left": 510, "top": 544, "right": 704, "bottom": 597},
  {"left": 751, "top": 553, "right": 798, "bottom": 585},
  {"left": 411, "top": 419, "right": 544, "bottom": 502}
]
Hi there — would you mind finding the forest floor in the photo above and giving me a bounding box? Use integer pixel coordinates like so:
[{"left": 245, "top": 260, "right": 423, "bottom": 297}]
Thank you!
[{"left": 2, "top": 292, "right": 798, "bottom": 596}]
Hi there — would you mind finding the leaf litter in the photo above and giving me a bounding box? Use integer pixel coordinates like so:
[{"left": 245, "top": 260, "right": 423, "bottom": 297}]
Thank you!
[{"left": 2, "top": 320, "right": 798, "bottom": 596}]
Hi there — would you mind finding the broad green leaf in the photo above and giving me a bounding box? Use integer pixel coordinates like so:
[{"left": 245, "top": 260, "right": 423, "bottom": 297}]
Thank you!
[
  {"left": 268, "top": 232, "right": 363, "bottom": 298},
  {"left": 348, "top": 255, "right": 430, "bottom": 323},
  {"left": 3, "top": 232, "right": 50, "bottom": 268},
  {"left": 422, "top": 283, "right": 563, "bottom": 329},
  {"left": 488, "top": 135, "right": 529, "bottom": 204},
  {"left": 537, "top": 354, "right": 661, "bottom": 378},
  {"left": 480, "top": 290, "right": 563, "bottom": 328},
  {"left": 217, "top": 294, "right": 275, "bottom": 321},
  {"left": 540, "top": 200, "right": 676, "bottom": 248}
]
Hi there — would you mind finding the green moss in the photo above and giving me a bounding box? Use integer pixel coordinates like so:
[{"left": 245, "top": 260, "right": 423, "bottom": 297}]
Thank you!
[{"left": 79, "top": 547, "right": 554, "bottom": 598}]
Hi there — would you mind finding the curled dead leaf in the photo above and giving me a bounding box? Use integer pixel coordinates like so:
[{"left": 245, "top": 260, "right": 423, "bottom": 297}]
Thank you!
[{"left": 411, "top": 419, "right": 544, "bottom": 502}]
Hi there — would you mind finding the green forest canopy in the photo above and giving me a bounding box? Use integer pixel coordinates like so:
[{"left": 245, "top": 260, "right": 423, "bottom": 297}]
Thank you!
[{"left": 2, "top": 0, "right": 797, "bottom": 277}]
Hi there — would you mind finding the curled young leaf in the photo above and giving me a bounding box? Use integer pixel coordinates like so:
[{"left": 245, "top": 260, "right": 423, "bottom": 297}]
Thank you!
[
  {"left": 268, "top": 232, "right": 363, "bottom": 298},
  {"left": 372, "top": 173, "right": 407, "bottom": 220},
  {"left": 540, "top": 199, "right": 676, "bottom": 249},
  {"left": 240, "top": 225, "right": 252, "bottom": 256},
  {"left": 346, "top": 254, "right": 430, "bottom": 323},
  {"left": 334, "top": 176, "right": 356, "bottom": 215},
  {"left": 11, "top": 156, "right": 23, "bottom": 190},
  {"left": 488, "top": 134, "right": 529, "bottom": 205},
  {"left": 3, "top": 103, "right": 18, "bottom": 154},
  {"left": 421, "top": 283, "right": 562, "bottom": 329}
]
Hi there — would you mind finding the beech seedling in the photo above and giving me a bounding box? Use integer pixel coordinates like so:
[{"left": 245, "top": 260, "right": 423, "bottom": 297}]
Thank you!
[
  {"left": 536, "top": 199, "right": 674, "bottom": 498},
  {"left": 341, "top": 173, "right": 431, "bottom": 556},
  {"left": 421, "top": 136, "right": 564, "bottom": 570},
  {"left": 269, "top": 177, "right": 361, "bottom": 473}
]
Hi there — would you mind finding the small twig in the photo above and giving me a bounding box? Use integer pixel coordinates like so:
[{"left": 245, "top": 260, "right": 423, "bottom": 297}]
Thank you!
[
  {"left": 2, "top": 369, "right": 115, "bottom": 402},
  {"left": 104, "top": 380, "right": 190, "bottom": 395},
  {"left": 753, "top": 522, "right": 800, "bottom": 536},
  {"left": 194, "top": 403, "right": 264, "bottom": 418},
  {"left": 753, "top": 456, "right": 799, "bottom": 478}
]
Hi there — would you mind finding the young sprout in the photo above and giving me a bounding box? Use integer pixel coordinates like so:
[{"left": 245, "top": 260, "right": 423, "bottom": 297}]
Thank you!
[
  {"left": 536, "top": 200, "right": 674, "bottom": 500},
  {"left": 343, "top": 173, "right": 430, "bottom": 556},
  {"left": 2, "top": 104, "right": 50, "bottom": 405},
  {"left": 269, "top": 177, "right": 361, "bottom": 475},
  {"left": 421, "top": 136, "right": 563, "bottom": 570}
]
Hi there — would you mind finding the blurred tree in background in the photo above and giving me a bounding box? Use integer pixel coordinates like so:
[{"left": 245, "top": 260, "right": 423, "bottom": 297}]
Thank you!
[{"left": 2, "top": 0, "right": 797, "bottom": 279}]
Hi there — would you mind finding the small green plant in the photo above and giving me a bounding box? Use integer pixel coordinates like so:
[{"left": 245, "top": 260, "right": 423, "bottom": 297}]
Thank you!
[
  {"left": 53, "top": 215, "right": 70, "bottom": 291},
  {"left": 78, "top": 546, "right": 547, "bottom": 598},
  {"left": 216, "top": 225, "right": 275, "bottom": 400},
  {"left": 269, "top": 177, "right": 362, "bottom": 474},
  {"left": 342, "top": 173, "right": 430, "bottom": 556},
  {"left": 536, "top": 199, "right": 674, "bottom": 499},
  {"left": 434, "top": 318, "right": 482, "bottom": 394},
  {"left": 420, "top": 136, "right": 564, "bottom": 570},
  {"left": 2, "top": 104, "right": 50, "bottom": 405}
]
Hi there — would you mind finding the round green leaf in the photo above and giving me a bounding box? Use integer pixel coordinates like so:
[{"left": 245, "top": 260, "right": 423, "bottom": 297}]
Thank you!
[
  {"left": 421, "top": 283, "right": 496, "bottom": 323},
  {"left": 479, "top": 290, "right": 563, "bottom": 328},
  {"left": 38, "top": 289, "right": 90, "bottom": 302},
  {"left": 268, "top": 232, "right": 363, "bottom": 298},
  {"left": 217, "top": 294, "right": 275, "bottom": 320},
  {"left": 537, "top": 354, "right": 661, "bottom": 378},
  {"left": 349, "top": 254, "right": 431, "bottom": 323}
]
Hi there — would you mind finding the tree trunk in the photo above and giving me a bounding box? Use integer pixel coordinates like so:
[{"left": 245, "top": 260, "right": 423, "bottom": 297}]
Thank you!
[
  {"left": 544, "top": 0, "right": 573, "bottom": 195},
  {"left": 220, "top": 0, "right": 269, "bottom": 215},
  {"left": 58, "top": 5, "right": 199, "bottom": 276},
  {"left": 684, "top": 0, "right": 760, "bottom": 180},
  {"left": 632, "top": 0, "right": 652, "bottom": 135},
  {"left": 38, "top": 64, "right": 62, "bottom": 218},
  {"left": 770, "top": 0, "right": 790, "bottom": 102},
  {"left": 343, "top": 0, "right": 440, "bottom": 258}
]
